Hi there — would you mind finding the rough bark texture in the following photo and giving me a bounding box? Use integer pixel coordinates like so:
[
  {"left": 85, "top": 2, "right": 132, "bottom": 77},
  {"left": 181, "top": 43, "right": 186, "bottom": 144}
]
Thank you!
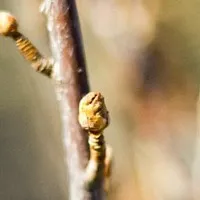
[{"left": 41, "top": 0, "right": 104, "bottom": 199}]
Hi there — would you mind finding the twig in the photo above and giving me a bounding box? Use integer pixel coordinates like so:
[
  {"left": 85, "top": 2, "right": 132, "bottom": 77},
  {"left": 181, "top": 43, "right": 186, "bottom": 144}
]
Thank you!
[
  {"left": 40, "top": 0, "right": 105, "bottom": 199},
  {"left": 0, "top": 3, "right": 107, "bottom": 199},
  {"left": 0, "top": 11, "right": 53, "bottom": 77}
]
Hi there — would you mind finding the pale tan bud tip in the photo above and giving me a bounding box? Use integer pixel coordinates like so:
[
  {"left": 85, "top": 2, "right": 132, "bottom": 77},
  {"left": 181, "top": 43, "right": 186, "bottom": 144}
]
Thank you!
[
  {"left": 79, "top": 92, "right": 109, "bottom": 133},
  {"left": 0, "top": 11, "right": 18, "bottom": 36}
]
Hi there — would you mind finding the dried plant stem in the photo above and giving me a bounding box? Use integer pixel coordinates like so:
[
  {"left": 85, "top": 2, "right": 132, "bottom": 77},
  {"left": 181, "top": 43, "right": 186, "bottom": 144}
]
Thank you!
[
  {"left": 41, "top": 0, "right": 105, "bottom": 200},
  {"left": 12, "top": 32, "right": 54, "bottom": 77},
  {"left": 0, "top": 3, "right": 106, "bottom": 199}
]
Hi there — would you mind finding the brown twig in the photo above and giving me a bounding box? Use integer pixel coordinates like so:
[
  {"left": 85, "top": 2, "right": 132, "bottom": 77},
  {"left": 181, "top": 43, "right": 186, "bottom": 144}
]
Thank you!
[
  {"left": 0, "top": 11, "right": 53, "bottom": 77},
  {"left": 41, "top": 0, "right": 105, "bottom": 199},
  {"left": 0, "top": 3, "right": 106, "bottom": 199}
]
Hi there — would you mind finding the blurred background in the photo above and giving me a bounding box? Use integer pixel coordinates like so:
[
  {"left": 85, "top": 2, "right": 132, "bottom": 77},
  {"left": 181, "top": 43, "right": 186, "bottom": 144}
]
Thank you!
[{"left": 1, "top": 0, "right": 200, "bottom": 199}]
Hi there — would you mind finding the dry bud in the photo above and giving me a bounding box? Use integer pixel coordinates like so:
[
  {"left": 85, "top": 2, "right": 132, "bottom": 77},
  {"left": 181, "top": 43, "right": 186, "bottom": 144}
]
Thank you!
[{"left": 0, "top": 11, "right": 18, "bottom": 36}]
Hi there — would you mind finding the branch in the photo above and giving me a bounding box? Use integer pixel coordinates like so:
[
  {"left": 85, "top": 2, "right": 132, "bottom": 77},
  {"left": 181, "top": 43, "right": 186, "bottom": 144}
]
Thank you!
[
  {"left": 40, "top": 0, "right": 105, "bottom": 199},
  {"left": 0, "top": 2, "right": 108, "bottom": 199}
]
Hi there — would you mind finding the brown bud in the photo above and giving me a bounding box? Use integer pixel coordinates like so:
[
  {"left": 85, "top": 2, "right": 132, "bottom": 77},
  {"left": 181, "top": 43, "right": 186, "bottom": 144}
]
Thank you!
[
  {"left": 0, "top": 11, "right": 18, "bottom": 36},
  {"left": 79, "top": 92, "right": 109, "bottom": 133}
]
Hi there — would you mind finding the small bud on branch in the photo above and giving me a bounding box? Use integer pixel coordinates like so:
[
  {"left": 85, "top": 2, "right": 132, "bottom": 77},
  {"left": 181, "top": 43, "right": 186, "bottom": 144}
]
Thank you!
[{"left": 0, "top": 11, "right": 53, "bottom": 77}]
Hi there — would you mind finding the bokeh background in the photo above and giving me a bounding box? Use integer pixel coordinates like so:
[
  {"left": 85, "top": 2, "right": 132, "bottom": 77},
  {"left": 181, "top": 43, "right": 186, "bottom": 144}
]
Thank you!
[{"left": 1, "top": 0, "right": 200, "bottom": 199}]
